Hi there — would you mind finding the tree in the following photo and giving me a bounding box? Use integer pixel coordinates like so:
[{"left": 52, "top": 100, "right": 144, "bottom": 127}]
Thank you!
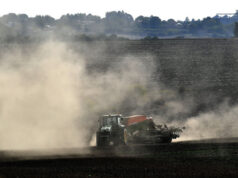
[
  {"left": 234, "top": 22, "right": 238, "bottom": 37},
  {"left": 185, "top": 17, "right": 190, "bottom": 22},
  {"left": 104, "top": 11, "right": 134, "bottom": 33},
  {"left": 149, "top": 16, "right": 161, "bottom": 28},
  {"left": 34, "top": 15, "right": 55, "bottom": 28}
]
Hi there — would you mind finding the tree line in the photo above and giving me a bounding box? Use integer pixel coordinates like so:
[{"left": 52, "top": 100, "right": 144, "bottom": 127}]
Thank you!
[{"left": 0, "top": 11, "right": 238, "bottom": 40}]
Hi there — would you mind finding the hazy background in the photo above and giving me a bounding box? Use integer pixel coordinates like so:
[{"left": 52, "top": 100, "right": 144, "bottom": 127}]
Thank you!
[{"left": 0, "top": 11, "right": 238, "bottom": 39}]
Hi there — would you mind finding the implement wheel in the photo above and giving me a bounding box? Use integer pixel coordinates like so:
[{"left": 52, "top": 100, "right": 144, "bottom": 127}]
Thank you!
[{"left": 123, "top": 129, "right": 128, "bottom": 145}]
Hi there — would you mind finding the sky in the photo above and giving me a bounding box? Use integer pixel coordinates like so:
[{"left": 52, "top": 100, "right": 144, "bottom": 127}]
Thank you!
[{"left": 1, "top": 0, "right": 238, "bottom": 20}]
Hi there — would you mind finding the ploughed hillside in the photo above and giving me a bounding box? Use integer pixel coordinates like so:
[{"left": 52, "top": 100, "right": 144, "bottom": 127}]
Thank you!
[
  {"left": 74, "top": 38, "right": 238, "bottom": 117},
  {"left": 1, "top": 38, "right": 238, "bottom": 120}
]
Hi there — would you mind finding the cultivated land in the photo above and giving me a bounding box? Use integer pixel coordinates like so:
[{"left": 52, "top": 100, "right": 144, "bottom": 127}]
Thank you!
[
  {"left": 77, "top": 38, "right": 238, "bottom": 116},
  {"left": 1, "top": 39, "right": 238, "bottom": 177},
  {"left": 0, "top": 138, "right": 237, "bottom": 177}
]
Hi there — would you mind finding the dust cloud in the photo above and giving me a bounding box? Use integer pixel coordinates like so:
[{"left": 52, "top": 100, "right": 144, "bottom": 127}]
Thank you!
[
  {"left": 178, "top": 101, "right": 238, "bottom": 141},
  {"left": 0, "top": 41, "right": 86, "bottom": 149},
  {"left": 0, "top": 39, "right": 237, "bottom": 150},
  {"left": 0, "top": 40, "right": 163, "bottom": 150}
]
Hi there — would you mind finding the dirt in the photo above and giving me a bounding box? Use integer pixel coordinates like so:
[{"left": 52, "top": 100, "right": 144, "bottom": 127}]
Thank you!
[{"left": 0, "top": 138, "right": 237, "bottom": 177}]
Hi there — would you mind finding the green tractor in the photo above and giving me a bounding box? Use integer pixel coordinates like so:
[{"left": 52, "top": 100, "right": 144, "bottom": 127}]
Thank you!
[
  {"left": 96, "top": 114, "right": 127, "bottom": 146},
  {"left": 96, "top": 114, "right": 183, "bottom": 146}
]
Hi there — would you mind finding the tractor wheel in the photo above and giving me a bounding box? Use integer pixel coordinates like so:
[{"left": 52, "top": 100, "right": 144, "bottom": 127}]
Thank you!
[
  {"left": 162, "top": 137, "right": 172, "bottom": 143},
  {"left": 96, "top": 132, "right": 107, "bottom": 147}
]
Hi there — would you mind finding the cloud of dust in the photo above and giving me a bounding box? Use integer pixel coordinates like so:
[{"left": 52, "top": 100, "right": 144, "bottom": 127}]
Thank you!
[
  {"left": 178, "top": 101, "right": 238, "bottom": 141},
  {"left": 0, "top": 39, "right": 237, "bottom": 150},
  {"left": 0, "top": 40, "right": 165, "bottom": 150},
  {"left": 0, "top": 41, "right": 87, "bottom": 150}
]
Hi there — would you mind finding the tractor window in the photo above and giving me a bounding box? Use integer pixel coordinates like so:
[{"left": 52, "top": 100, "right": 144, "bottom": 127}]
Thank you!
[{"left": 102, "top": 117, "right": 118, "bottom": 126}]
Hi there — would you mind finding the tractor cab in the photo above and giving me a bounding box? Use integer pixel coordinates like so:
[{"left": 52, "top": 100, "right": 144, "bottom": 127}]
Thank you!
[
  {"left": 97, "top": 114, "right": 127, "bottom": 146},
  {"left": 99, "top": 114, "right": 124, "bottom": 128}
]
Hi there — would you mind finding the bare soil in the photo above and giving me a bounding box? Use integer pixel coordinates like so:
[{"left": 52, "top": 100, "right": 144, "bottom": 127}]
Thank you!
[{"left": 0, "top": 138, "right": 237, "bottom": 177}]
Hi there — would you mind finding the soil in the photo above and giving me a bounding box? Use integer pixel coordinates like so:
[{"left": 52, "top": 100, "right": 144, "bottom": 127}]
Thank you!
[{"left": 0, "top": 138, "right": 237, "bottom": 177}]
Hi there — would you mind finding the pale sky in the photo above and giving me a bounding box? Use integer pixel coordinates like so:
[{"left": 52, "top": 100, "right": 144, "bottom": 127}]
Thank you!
[{"left": 1, "top": 0, "right": 238, "bottom": 20}]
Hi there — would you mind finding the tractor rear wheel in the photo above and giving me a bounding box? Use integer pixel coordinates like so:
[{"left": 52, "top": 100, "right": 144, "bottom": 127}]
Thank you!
[{"left": 161, "top": 137, "right": 172, "bottom": 143}]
